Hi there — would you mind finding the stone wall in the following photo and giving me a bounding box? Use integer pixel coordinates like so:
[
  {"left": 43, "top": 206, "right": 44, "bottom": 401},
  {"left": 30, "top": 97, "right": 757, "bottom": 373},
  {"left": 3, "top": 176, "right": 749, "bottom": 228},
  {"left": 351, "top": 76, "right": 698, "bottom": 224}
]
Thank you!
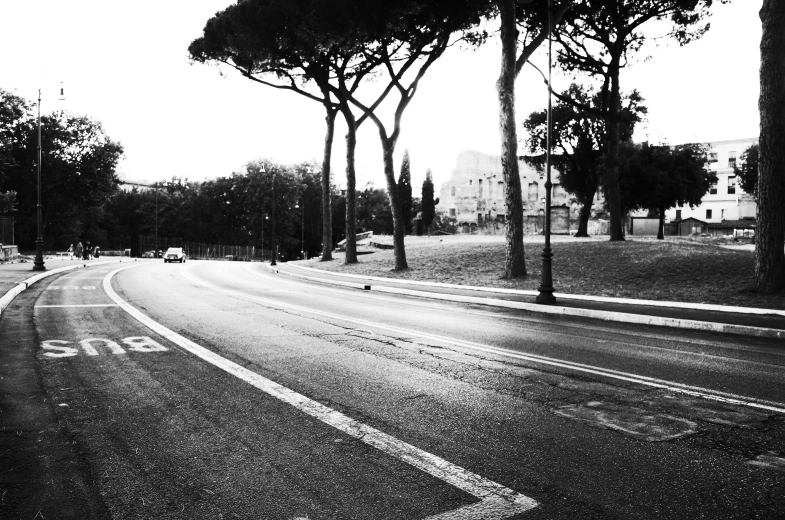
[{"left": 1, "top": 245, "right": 19, "bottom": 261}]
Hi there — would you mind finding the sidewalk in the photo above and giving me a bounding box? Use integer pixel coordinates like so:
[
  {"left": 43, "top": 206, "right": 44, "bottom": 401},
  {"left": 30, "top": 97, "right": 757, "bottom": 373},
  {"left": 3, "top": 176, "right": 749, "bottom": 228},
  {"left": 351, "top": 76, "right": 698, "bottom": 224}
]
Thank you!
[
  {"left": 0, "top": 256, "right": 129, "bottom": 317},
  {"left": 267, "top": 261, "right": 785, "bottom": 340}
]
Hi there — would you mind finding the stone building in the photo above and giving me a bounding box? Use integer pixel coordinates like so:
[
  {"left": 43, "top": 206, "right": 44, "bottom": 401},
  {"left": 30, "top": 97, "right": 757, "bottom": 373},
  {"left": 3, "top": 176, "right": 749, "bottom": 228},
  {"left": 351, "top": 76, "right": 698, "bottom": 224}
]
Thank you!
[
  {"left": 437, "top": 150, "right": 605, "bottom": 233},
  {"left": 665, "top": 137, "right": 758, "bottom": 224}
]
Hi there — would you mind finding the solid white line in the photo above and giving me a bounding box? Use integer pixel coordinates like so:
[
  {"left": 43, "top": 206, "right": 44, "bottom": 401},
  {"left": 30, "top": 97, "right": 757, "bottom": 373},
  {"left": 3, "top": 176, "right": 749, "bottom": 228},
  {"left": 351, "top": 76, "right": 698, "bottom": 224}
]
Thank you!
[
  {"left": 35, "top": 304, "right": 120, "bottom": 308},
  {"left": 104, "top": 264, "right": 538, "bottom": 519},
  {"left": 182, "top": 266, "right": 785, "bottom": 416}
]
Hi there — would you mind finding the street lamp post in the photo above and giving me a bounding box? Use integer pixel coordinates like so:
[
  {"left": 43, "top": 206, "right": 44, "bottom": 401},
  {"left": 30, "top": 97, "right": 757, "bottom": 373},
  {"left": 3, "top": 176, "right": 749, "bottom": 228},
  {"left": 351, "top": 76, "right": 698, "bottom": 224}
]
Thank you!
[
  {"left": 154, "top": 182, "right": 169, "bottom": 258},
  {"left": 155, "top": 185, "right": 159, "bottom": 258},
  {"left": 270, "top": 167, "right": 277, "bottom": 266},
  {"left": 32, "top": 89, "right": 45, "bottom": 271},
  {"left": 32, "top": 84, "right": 66, "bottom": 271},
  {"left": 295, "top": 199, "right": 304, "bottom": 259},
  {"left": 536, "top": 0, "right": 556, "bottom": 304}
]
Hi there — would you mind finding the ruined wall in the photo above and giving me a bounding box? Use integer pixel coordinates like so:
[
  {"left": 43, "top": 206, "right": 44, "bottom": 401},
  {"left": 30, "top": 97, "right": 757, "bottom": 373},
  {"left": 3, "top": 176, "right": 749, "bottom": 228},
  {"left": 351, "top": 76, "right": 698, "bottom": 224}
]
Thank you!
[
  {"left": 1, "top": 245, "right": 19, "bottom": 261},
  {"left": 438, "top": 150, "right": 605, "bottom": 233}
]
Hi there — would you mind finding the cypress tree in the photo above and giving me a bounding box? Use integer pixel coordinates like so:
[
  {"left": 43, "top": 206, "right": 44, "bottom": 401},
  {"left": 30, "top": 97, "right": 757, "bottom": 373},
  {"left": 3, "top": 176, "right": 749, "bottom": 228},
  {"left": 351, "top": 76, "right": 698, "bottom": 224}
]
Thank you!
[
  {"left": 398, "top": 150, "right": 413, "bottom": 234},
  {"left": 422, "top": 169, "right": 435, "bottom": 233}
]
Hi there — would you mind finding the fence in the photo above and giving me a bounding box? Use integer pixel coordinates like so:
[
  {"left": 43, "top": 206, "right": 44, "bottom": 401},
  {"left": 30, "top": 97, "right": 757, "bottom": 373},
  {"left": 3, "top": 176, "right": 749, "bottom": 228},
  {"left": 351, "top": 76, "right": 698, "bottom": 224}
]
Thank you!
[
  {"left": 138, "top": 236, "right": 271, "bottom": 262},
  {"left": 183, "top": 243, "right": 272, "bottom": 262}
]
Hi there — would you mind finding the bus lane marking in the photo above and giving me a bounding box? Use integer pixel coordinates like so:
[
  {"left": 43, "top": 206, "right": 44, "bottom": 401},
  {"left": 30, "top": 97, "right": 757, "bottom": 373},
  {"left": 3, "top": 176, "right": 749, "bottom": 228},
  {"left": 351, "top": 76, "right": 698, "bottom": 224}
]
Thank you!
[
  {"left": 36, "top": 304, "right": 119, "bottom": 308},
  {"left": 42, "top": 337, "right": 168, "bottom": 358},
  {"left": 103, "top": 264, "right": 539, "bottom": 519}
]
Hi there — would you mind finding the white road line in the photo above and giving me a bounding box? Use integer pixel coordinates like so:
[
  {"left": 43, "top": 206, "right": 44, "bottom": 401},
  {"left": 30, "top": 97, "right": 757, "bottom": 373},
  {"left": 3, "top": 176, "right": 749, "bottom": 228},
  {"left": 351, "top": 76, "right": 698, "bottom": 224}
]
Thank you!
[
  {"left": 181, "top": 265, "right": 785, "bottom": 416},
  {"left": 35, "top": 304, "right": 120, "bottom": 308},
  {"left": 104, "top": 264, "right": 539, "bottom": 519}
]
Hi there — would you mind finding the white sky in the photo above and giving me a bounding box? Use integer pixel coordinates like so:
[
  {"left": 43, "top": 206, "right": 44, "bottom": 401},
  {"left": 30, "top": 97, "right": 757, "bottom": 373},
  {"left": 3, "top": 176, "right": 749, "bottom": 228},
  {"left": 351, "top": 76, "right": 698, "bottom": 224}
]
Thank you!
[{"left": 0, "top": 1, "right": 760, "bottom": 191}]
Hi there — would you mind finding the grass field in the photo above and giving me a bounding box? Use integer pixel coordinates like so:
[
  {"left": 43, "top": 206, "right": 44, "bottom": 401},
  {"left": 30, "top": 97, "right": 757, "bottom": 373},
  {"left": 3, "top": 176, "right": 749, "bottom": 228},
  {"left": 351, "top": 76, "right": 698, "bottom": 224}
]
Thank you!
[{"left": 298, "top": 235, "right": 785, "bottom": 310}]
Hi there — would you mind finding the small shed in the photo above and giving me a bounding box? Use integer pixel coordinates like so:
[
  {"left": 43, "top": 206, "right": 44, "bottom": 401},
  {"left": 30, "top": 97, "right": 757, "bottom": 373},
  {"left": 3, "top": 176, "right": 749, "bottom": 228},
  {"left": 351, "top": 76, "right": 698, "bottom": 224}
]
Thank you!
[
  {"left": 674, "top": 217, "right": 708, "bottom": 236},
  {"left": 707, "top": 219, "right": 756, "bottom": 238}
]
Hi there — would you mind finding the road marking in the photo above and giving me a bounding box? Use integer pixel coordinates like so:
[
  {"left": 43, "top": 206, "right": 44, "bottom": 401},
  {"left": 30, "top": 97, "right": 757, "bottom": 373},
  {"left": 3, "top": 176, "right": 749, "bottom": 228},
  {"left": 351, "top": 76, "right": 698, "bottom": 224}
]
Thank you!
[
  {"left": 105, "top": 265, "right": 539, "bottom": 519},
  {"left": 35, "top": 304, "right": 119, "bottom": 308},
  {"left": 41, "top": 336, "right": 168, "bottom": 357},
  {"left": 45, "top": 286, "right": 96, "bottom": 290},
  {"left": 182, "top": 266, "right": 785, "bottom": 416}
]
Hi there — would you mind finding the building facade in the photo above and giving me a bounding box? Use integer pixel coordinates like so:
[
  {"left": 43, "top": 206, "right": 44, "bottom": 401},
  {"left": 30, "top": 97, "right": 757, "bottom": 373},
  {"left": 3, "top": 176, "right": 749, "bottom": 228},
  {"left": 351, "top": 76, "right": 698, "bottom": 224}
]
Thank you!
[{"left": 666, "top": 137, "right": 758, "bottom": 224}]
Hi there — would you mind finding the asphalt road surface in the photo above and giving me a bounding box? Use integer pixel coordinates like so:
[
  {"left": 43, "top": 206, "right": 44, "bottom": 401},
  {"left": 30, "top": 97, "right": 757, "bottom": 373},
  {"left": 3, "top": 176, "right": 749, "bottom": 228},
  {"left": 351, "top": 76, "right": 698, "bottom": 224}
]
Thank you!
[{"left": 8, "top": 260, "right": 785, "bottom": 519}]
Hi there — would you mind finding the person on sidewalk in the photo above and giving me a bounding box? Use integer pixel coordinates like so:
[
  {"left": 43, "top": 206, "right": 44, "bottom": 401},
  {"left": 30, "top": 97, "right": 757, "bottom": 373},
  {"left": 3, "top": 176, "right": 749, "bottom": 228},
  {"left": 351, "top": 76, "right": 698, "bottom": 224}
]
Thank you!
[
  {"left": 75, "top": 242, "right": 83, "bottom": 261},
  {"left": 67, "top": 244, "right": 74, "bottom": 260}
]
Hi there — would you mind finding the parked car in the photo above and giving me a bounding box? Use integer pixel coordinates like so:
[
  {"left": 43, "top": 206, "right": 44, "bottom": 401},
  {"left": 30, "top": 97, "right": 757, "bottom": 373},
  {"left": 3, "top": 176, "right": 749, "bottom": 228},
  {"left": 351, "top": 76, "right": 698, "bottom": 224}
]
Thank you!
[{"left": 163, "top": 247, "right": 186, "bottom": 263}]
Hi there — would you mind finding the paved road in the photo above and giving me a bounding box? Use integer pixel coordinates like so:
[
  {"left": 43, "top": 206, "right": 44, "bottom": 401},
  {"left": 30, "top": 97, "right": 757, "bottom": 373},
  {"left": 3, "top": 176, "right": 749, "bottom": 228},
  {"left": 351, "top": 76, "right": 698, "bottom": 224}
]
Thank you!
[{"left": 4, "top": 260, "right": 784, "bottom": 519}]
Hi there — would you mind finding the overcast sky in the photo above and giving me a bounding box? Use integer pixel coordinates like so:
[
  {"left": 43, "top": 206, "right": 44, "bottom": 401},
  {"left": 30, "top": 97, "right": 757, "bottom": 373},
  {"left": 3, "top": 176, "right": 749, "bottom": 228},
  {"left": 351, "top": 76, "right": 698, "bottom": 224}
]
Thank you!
[{"left": 0, "top": 1, "right": 761, "bottom": 191}]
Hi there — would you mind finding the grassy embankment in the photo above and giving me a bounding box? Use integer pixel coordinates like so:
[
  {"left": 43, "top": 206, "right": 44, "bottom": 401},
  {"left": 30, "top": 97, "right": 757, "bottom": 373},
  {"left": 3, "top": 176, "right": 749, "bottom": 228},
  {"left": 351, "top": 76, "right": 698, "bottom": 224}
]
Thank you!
[{"left": 300, "top": 235, "right": 784, "bottom": 310}]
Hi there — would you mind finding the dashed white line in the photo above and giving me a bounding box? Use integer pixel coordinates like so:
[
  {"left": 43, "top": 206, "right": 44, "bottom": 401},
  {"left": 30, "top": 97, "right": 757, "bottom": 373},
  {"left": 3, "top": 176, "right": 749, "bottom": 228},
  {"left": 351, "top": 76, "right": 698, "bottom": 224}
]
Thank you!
[
  {"left": 183, "top": 265, "right": 785, "bottom": 416},
  {"left": 105, "top": 264, "right": 539, "bottom": 519}
]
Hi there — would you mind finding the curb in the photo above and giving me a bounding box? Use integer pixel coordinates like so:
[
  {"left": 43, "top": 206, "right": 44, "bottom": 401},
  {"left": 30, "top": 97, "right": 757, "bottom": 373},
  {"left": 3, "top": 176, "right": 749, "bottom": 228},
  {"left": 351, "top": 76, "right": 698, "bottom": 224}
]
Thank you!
[
  {"left": 289, "top": 263, "right": 785, "bottom": 318},
  {"left": 0, "top": 259, "right": 127, "bottom": 317},
  {"left": 264, "top": 264, "right": 785, "bottom": 340}
]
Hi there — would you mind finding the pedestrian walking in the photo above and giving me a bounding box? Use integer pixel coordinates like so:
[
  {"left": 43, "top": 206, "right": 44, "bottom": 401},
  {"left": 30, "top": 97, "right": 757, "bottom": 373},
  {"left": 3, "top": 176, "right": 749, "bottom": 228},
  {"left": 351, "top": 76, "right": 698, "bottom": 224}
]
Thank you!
[
  {"left": 75, "top": 242, "right": 83, "bottom": 260},
  {"left": 67, "top": 244, "right": 74, "bottom": 260},
  {"left": 85, "top": 241, "right": 92, "bottom": 260}
]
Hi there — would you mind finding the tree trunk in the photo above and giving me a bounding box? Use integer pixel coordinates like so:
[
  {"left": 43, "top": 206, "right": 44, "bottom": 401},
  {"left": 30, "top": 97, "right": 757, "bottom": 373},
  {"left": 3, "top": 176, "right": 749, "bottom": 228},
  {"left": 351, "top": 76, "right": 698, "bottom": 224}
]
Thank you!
[
  {"left": 381, "top": 139, "right": 408, "bottom": 270},
  {"left": 575, "top": 187, "right": 596, "bottom": 237},
  {"left": 496, "top": 0, "right": 526, "bottom": 278},
  {"left": 604, "top": 57, "right": 625, "bottom": 242},
  {"left": 320, "top": 107, "right": 336, "bottom": 261},
  {"left": 756, "top": 0, "right": 785, "bottom": 292},
  {"left": 344, "top": 118, "right": 358, "bottom": 264},
  {"left": 657, "top": 206, "right": 665, "bottom": 240}
]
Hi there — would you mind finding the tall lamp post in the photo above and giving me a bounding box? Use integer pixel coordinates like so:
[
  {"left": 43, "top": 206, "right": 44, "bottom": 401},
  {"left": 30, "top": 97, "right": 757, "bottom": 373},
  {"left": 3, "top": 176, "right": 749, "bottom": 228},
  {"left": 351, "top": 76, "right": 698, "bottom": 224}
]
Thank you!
[
  {"left": 154, "top": 181, "right": 170, "bottom": 258},
  {"left": 32, "top": 84, "right": 65, "bottom": 272},
  {"left": 536, "top": 0, "right": 556, "bottom": 304},
  {"left": 295, "top": 198, "right": 304, "bottom": 259},
  {"left": 32, "top": 89, "right": 45, "bottom": 271},
  {"left": 155, "top": 184, "right": 159, "bottom": 258},
  {"left": 270, "top": 167, "right": 277, "bottom": 266}
]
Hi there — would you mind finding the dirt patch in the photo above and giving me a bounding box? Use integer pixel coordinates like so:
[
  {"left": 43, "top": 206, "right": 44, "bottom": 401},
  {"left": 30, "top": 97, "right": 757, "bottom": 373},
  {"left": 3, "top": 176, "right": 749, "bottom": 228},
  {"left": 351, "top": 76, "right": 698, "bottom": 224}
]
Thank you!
[{"left": 299, "top": 235, "right": 785, "bottom": 310}]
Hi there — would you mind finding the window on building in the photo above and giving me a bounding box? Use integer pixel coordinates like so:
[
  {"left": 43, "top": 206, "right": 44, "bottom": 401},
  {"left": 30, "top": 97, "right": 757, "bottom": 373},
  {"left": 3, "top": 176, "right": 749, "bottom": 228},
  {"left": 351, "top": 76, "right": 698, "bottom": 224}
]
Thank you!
[
  {"left": 728, "top": 151, "right": 736, "bottom": 169},
  {"left": 450, "top": 186, "right": 456, "bottom": 196},
  {"left": 675, "top": 210, "right": 682, "bottom": 220},
  {"left": 728, "top": 176, "right": 736, "bottom": 195},
  {"left": 708, "top": 151, "right": 718, "bottom": 163},
  {"left": 709, "top": 183, "right": 717, "bottom": 195},
  {"left": 468, "top": 179, "right": 472, "bottom": 186},
  {"left": 706, "top": 209, "right": 713, "bottom": 219},
  {"left": 478, "top": 179, "right": 482, "bottom": 185},
  {"left": 721, "top": 209, "right": 725, "bottom": 220},
  {"left": 528, "top": 182, "right": 538, "bottom": 201},
  {"left": 449, "top": 208, "right": 456, "bottom": 217}
]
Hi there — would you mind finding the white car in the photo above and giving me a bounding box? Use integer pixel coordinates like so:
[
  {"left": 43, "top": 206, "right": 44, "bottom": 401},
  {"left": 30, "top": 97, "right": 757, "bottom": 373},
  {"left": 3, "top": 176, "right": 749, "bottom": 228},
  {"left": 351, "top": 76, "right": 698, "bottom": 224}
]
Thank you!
[{"left": 163, "top": 247, "right": 186, "bottom": 263}]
